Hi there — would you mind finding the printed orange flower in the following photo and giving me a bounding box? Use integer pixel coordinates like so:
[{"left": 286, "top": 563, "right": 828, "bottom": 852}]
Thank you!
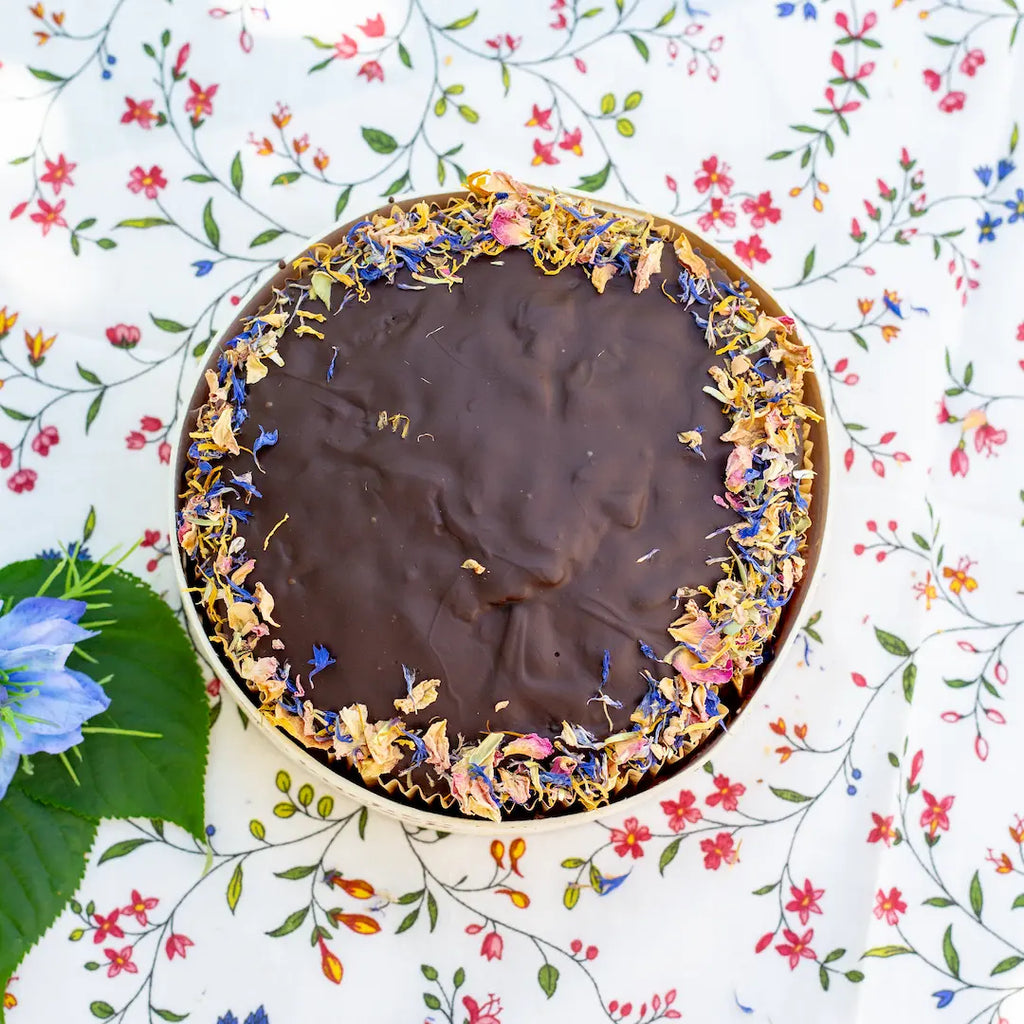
[
  {"left": 881, "top": 324, "right": 900, "bottom": 343},
  {"left": 785, "top": 878, "right": 824, "bottom": 925},
  {"left": 292, "top": 134, "right": 310, "bottom": 155},
  {"left": 313, "top": 148, "right": 330, "bottom": 172},
  {"left": 329, "top": 911, "right": 381, "bottom": 934},
  {"left": 318, "top": 937, "right": 343, "bottom": 984},
  {"left": 30, "top": 3, "right": 45, "bottom": 17},
  {"left": 494, "top": 887, "right": 530, "bottom": 908},
  {"left": 942, "top": 556, "right": 977, "bottom": 595},
  {"left": 40, "top": 153, "right": 76, "bottom": 195},
  {"left": 489, "top": 839, "right": 505, "bottom": 868},
  {"left": 794, "top": 723, "right": 808, "bottom": 740},
  {"left": 706, "top": 773, "right": 745, "bottom": 812},
  {"left": 508, "top": 836, "right": 526, "bottom": 875},
  {"left": 271, "top": 102, "right": 291, "bottom": 128},
  {"left": 987, "top": 849, "right": 1013, "bottom": 874},
  {"left": 325, "top": 873, "right": 374, "bottom": 899},
  {"left": 913, "top": 571, "right": 938, "bottom": 610},
  {"left": 25, "top": 327, "right": 56, "bottom": 366},
  {"left": 873, "top": 886, "right": 907, "bottom": 925},
  {"left": 700, "top": 831, "right": 738, "bottom": 870},
  {"left": 0, "top": 307, "right": 18, "bottom": 338},
  {"left": 775, "top": 927, "right": 815, "bottom": 969},
  {"left": 92, "top": 909, "right": 124, "bottom": 944},
  {"left": 867, "top": 813, "right": 896, "bottom": 845},
  {"left": 660, "top": 789, "right": 701, "bottom": 833},
  {"left": 121, "top": 889, "right": 158, "bottom": 925},
  {"left": 920, "top": 790, "right": 954, "bottom": 836},
  {"left": 769, "top": 718, "right": 787, "bottom": 735},
  {"left": 1010, "top": 816, "right": 1024, "bottom": 845},
  {"left": 776, "top": 745, "right": 793, "bottom": 763},
  {"left": 857, "top": 298, "right": 874, "bottom": 315},
  {"left": 3, "top": 990, "right": 15, "bottom": 1010},
  {"left": 104, "top": 945, "right": 137, "bottom": 978},
  {"left": 249, "top": 134, "right": 274, "bottom": 155},
  {"left": 609, "top": 816, "right": 651, "bottom": 858},
  {"left": 121, "top": 96, "right": 158, "bottom": 129},
  {"left": 185, "top": 79, "right": 218, "bottom": 121},
  {"left": 29, "top": 198, "right": 66, "bottom": 236}
]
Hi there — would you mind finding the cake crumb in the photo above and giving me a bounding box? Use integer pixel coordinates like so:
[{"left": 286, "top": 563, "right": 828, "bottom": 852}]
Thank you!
[
  {"left": 494, "top": 700, "right": 509, "bottom": 712},
  {"left": 462, "top": 558, "right": 487, "bottom": 575}
]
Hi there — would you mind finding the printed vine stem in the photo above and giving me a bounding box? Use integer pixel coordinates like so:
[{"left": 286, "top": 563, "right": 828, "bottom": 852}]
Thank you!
[
  {"left": 945, "top": 356, "right": 1024, "bottom": 412},
  {"left": 921, "top": 0, "right": 1020, "bottom": 95}
]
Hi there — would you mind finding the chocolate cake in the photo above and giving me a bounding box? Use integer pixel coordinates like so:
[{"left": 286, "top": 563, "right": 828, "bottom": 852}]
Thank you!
[{"left": 176, "top": 172, "right": 821, "bottom": 821}]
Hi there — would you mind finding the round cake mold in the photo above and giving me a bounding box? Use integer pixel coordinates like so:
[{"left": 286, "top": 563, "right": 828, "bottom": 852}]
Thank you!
[{"left": 170, "top": 182, "right": 831, "bottom": 833}]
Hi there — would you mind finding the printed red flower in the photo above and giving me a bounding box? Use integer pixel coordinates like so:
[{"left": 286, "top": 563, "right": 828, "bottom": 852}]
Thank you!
[
  {"left": 158, "top": 442, "right": 172, "bottom": 464},
  {"left": 525, "top": 104, "right": 553, "bottom": 130},
  {"left": 551, "top": 12, "right": 568, "bottom": 29},
  {"left": 40, "top": 154, "right": 76, "bottom": 195},
  {"left": 184, "top": 79, "right": 218, "bottom": 121},
  {"left": 574, "top": 56, "right": 587, "bottom": 73},
  {"left": 733, "top": 234, "right": 771, "bottom": 269},
  {"left": 697, "top": 197, "right": 736, "bottom": 233},
  {"left": 139, "top": 416, "right": 162, "bottom": 432},
  {"left": 922, "top": 69, "right": 941, "bottom": 91},
  {"left": 700, "top": 832, "right": 738, "bottom": 870},
  {"left": 206, "top": 678, "right": 221, "bottom": 697},
  {"left": 609, "top": 816, "right": 651, "bottom": 858},
  {"left": 775, "top": 928, "right": 815, "bottom": 969},
  {"left": 358, "top": 60, "right": 384, "bottom": 83},
  {"left": 706, "top": 774, "right": 745, "bottom": 811},
  {"left": 824, "top": 86, "right": 860, "bottom": 114},
  {"left": 741, "top": 190, "right": 781, "bottom": 229},
  {"left": 462, "top": 994, "right": 502, "bottom": 1024},
  {"left": 959, "top": 48, "right": 985, "bottom": 76},
  {"left": 867, "top": 813, "right": 896, "bottom": 845},
  {"left": 358, "top": 14, "right": 385, "bottom": 37},
  {"left": 660, "top": 789, "right": 702, "bottom": 833},
  {"left": 30, "top": 425, "right": 59, "bottom": 456},
  {"left": 665, "top": 174, "right": 678, "bottom": 192},
  {"left": 531, "top": 138, "right": 559, "bottom": 166},
  {"left": 29, "top": 198, "right": 67, "bottom": 236},
  {"left": 920, "top": 790, "right": 954, "bottom": 836},
  {"left": 694, "top": 155, "right": 733, "bottom": 195},
  {"left": 93, "top": 910, "right": 124, "bottom": 944},
  {"left": 106, "top": 323, "right": 140, "bottom": 348},
  {"left": 141, "top": 529, "right": 161, "bottom": 548},
  {"left": 874, "top": 886, "right": 907, "bottom": 925},
  {"left": 938, "top": 91, "right": 966, "bottom": 113},
  {"left": 121, "top": 97, "right": 158, "bottom": 129},
  {"left": 950, "top": 445, "right": 969, "bottom": 477},
  {"left": 7, "top": 469, "right": 37, "bottom": 494},
  {"left": 126, "top": 431, "right": 146, "bottom": 450},
  {"left": 0, "top": 444, "right": 11, "bottom": 470},
  {"left": 104, "top": 945, "right": 137, "bottom": 978},
  {"left": 974, "top": 422, "right": 1007, "bottom": 456},
  {"left": 165, "top": 933, "right": 194, "bottom": 960},
  {"left": 480, "top": 930, "right": 503, "bottom": 961},
  {"left": 558, "top": 127, "right": 583, "bottom": 157},
  {"left": 172, "top": 43, "right": 190, "bottom": 78},
  {"left": 786, "top": 878, "right": 824, "bottom": 925},
  {"left": 127, "top": 165, "right": 168, "bottom": 199},
  {"left": 333, "top": 34, "right": 358, "bottom": 59},
  {"left": 120, "top": 890, "right": 158, "bottom": 926}
]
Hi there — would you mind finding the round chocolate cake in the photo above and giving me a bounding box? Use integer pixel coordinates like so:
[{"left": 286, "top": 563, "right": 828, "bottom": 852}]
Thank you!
[{"left": 176, "top": 172, "right": 822, "bottom": 821}]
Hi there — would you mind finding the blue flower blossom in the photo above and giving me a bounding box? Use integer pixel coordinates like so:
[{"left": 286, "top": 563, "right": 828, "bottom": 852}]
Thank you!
[
  {"left": 327, "top": 346, "right": 338, "bottom": 382},
  {"left": 0, "top": 597, "right": 109, "bottom": 799},
  {"left": 307, "top": 644, "right": 336, "bottom": 682},
  {"left": 932, "top": 990, "right": 955, "bottom": 1009},
  {"left": 244, "top": 1009, "right": 269, "bottom": 1024},
  {"left": 974, "top": 166, "right": 993, "bottom": 187},
  {"left": 192, "top": 260, "right": 214, "bottom": 277},
  {"left": 1004, "top": 188, "right": 1024, "bottom": 223},
  {"left": 998, "top": 158, "right": 1015, "bottom": 181},
  {"left": 776, "top": 2, "right": 796, "bottom": 14},
  {"left": 37, "top": 541, "right": 91, "bottom": 562},
  {"left": 600, "top": 648, "right": 611, "bottom": 686},
  {"left": 977, "top": 212, "right": 1002, "bottom": 242},
  {"left": 252, "top": 425, "right": 278, "bottom": 457},
  {"left": 591, "top": 868, "right": 630, "bottom": 895},
  {"left": 803, "top": 2, "right": 817, "bottom": 18}
]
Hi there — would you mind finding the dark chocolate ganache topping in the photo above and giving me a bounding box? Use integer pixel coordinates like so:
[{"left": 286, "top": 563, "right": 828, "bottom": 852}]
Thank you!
[{"left": 208, "top": 246, "right": 740, "bottom": 742}]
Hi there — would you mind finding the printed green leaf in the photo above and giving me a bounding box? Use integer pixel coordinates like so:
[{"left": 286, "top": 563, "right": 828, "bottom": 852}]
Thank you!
[
  {"left": 574, "top": 162, "right": 611, "bottom": 193},
  {"left": 538, "top": 963, "right": 559, "bottom": 998},
  {"left": 90, "top": 1002, "right": 115, "bottom": 1019},
  {"left": 95, "top": 238, "right": 117, "bottom": 249},
  {"left": 623, "top": 90, "right": 642, "bottom": 111},
  {"left": 184, "top": 173, "right": 216, "bottom": 183},
  {"left": 445, "top": 11, "right": 478, "bottom": 29},
  {"left": 630, "top": 34, "right": 650, "bottom": 61},
  {"left": 423, "top": 994, "right": 442, "bottom": 1010},
  {"left": 616, "top": 117, "right": 635, "bottom": 137},
  {"left": 275, "top": 770, "right": 291, "bottom": 792},
  {"left": 85, "top": 391, "right": 104, "bottom": 433},
  {"left": 944, "top": 678, "right": 973, "bottom": 688},
  {"left": 563, "top": 883, "right": 580, "bottom": 909},
  {"left": 381, "top": 172, "right": 411, "bottom": 198},
  {"left": 274, "top": 802, "right": 295, "bottom": 818},
  {"left": 74, "top": 217, "right": 97, "bottom": 232},
  {"left": 819, "top": 964, "right": 829, "bottom": 990},
  {"left": 875, "top": 627, "right": 911, "bottom": 657},
  {"left": 800, "top": 247, "right": 816, "bottom": 282},
  {"left": 942, "top": 924, "right": 960, "bottom": 977},
  {"left": 358, "top": 805, "right": 368, "bottom": 839},
  {"left": 1013, "top": 893, "right": 1024, "bottom": 909},
  {"left": 657, "top": 5, "right": 677, "bottom": 27},
  {"left": 398, "top": 42, "right": 412, "bottom": 68},
  {"left": 888, "top": 752, "right": 900, "bottom": 767},
  {"left": 9, "top": 155, "right": 31, "bottom": 165},
  {"left": 752, "top": 882, "right": 778, "bottom": 895},
  {"left": 152, "top": 1010, "right": 188, "bottom": 1022},
  {"left": 202, "top": 198, "right": 220, "bottom": 249},
  {"left": 227, "top": 862, "right": 243, "bottom": 913},
  {"left": 0, "top": 784, "right": 97, "bottom": 992},
  {"left": 97, "top": 838, "right": 151, "bottom": 864},
  {"left": 453, "top": 966, "right": 465, "bottom": 989},
  {"left": 911, "top": 532, "right": 930, "bottom": 551},
  {"left": 845, "top": 970, "right": 865, "bottom": 982},
  {"left": 151, "top": 315, "right": 188, "bottom": 333},
  {"left": 317, "top": 795, "right": 334, "bottom": 818},
  {"left": 1, "top": 406, "right": 32, "bottom": 421},
  {"left": 275, "top": 864, "right": 318, "bottom": 880},
  {"left": 304, "top": 35, "right": 333, "bottom": 49},
  {"left": 824, "top": 948, "right": 846, "bottom": 963},
  {"left": 457, "top": 104, "right": 479, "bottom": 124},
  {"left": 335, "top": 187, "right": 352, "bottom": 220},
  {"left": 272, "top": 171, "right": 301, "bottom": 186},
  {"left": 581, "top": 7, "right": 603, "bottom": 16},
  {"left": 770, "top": 786, "right": 812, "bottom": 803},
  {"left": 297, "top": 783, "right": 314, "bottom": 807},
  {"left": 397, "top": 890, "right": 422, "bottom": 905},
  {"left": 250, "top": 228, "right": 284, "bottom": 247},
  {"left": 434, "top": 96, "right": 447, "bottom": 117},
  {"left": 77, "top": 363, "right": 102, "bottom": 385},
  {"left": 0, "top": 561, "right": 208, "bottom": 836},
  {"left": 970, "top": 871, "right": 983, "bottom": 918},
  {"left": 116, "top": 218, "right": 172, "bottom": 229},
  {"left": 421, "top": 964, "right": 438, "bottom": 980},
  {"left": 83, "top": 505, "right": 97, "bottom": 542},
  {"left": 396, "top": 908, "right": 419, "bottom": 933},
  {"left": 29, "top": 67, "right": 66, "bottom": 82},
  {"left": 927, "top": 34, "right": 956, "bottom": 45},
  {"left": 266, "top": 905, "right": 309, "bottom": 936},
  {"left": 600, "top": 93, "right": 616, "bottom": 114},
  {"left": 70, "top": 233, "right": 81, "bottom": 256},
  {"left": 249, "top": 819, "right": 266, "bottom": 840},
  {"left": 659, "top": 836, "right": 681, "bottom": 874},
  {"left": 861, "top": 945, "right": 912, "bottom": 958},
  {"left": 767, "top": 150, "right": 793, "bottom": 160},
  {"left": 963, "top": 362, "right": 974, "bottom": 386},
  {"left": 991, "top": 955, "right": 1023, "bottom": 975},
  {"left": 902, "top": 663, "right": 916, "bottom": 704},
  {"left": 500, "top": 62, "right": 510, "bottom": 95},
  {"left": 230, "top": 151, "right": 244, "bottom": 194},
  {"left": 426, "top": 890, "right": 438, "bottom": 931},
  {"left": 362, "top": 126, "right": 399, "bottom": 154}
]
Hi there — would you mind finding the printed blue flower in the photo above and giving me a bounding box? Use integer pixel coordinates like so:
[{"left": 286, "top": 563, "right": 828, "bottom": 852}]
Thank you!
[
  {"left": 977, "top": 212, "right": 1002, "bottom": 242},
  {"left": 974, "top": 165, "right": 993, "bottom": 187},
  {"left": 803, "top": 2, "right": 817, "bottom": 19},
  {"left": 932, "top": 990, "right": 955, "bottom": 1009},
  {"left": 308, "top": 643, "right": 336, "bottom": 682},
  {"left": 998, "top": 158, "right": 1015, "bottom": 181},
  {"left": 192, "top": 260, "right": 214, "bottom": 277},
  {"left": 1004, "top": 188, "right": 1024, "bottom": 223},
  {"left": 592, "top": 868, "right": 630, "bottom": 895},
  {"left": 0, "top": 597, "right": 108, "bottom": 800},
  {"left": 244, "top": 1008, "right": 269, "bottom": 1024},
  {"left": 37, "top": 541, "right": 91, "bottom": 562},
  {"left": 776, "top": 2, "right": 796, "bottom": 15}
]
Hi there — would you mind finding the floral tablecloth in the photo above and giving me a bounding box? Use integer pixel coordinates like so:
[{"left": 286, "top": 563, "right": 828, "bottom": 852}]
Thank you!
[{"left": 3, "top": 1, "right": 1024, "bottom": 1021}]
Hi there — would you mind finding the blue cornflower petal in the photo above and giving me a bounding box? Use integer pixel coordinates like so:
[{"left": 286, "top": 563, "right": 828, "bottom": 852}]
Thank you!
[
  {"left": 600, "top": 649, "right": 611, "bottom": 686},
  {"left": 193, "top": 260, "right": 214, "bottom": 277},
  {"left": 252, "top": 425, "right": 278, "bottom": 457},
  {"left": 776, "top": 2, "right": 795, "bottom": 14},
  {"left": 998, "top": 158, "right": 1015, "bottom": 181},
  {"left": 932, "top": 990, "right": 954, "bottom": 1009},
  {"left": 974, "top": 165, "right": 993, "bottom": 187},
  {"left": 307, "top": 644, "right": 336, "bottom": 682},
  {"left": 327, "top": 346, "right": 338, "bottom": 382},
  {"left": 638, "top": 640, "right": 657, "bottom": 660},
  {"left": 803, "top": 2, "right": 816, "bottom": 19}
]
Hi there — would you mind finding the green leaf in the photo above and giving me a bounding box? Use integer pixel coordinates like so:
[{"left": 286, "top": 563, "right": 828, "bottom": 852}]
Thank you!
[
  {"left": 423, "top": 994, "right": 442, "bottom": 1011},
  {"left": 445, "top": 11, "right": 478, "bottom": 29},
  {"left": 426, "top": 889, "right": 438, "bottom": 930},
  {"left": 659, "top": 836, "right": 681, "bottom": 874},
  {"left": 152, "top": 1009, "right": 188, "bottom": 1022},
  {"left": 150, "top": 315, "right": 188, "bottom": 333},
  {"left": 800, "top": 247, "right": 816, "bottom": 282},
  {"left": 227, "top": 861, "right": 243, "bottom": 913},
  {"left": 396, "top": 908, "right": 419, "bottom": 933},
  {"left": 500, "top": 62, "right": 510, "bottom": 95},
  {"left": 115, "top": 218, "right": 172, "bottom": 229},
  {"left": 622, "top": 90, "right": 643, "bottom": 111},
  {"left": 0, "top": 784, "right": 97, "bottom": 990},
  {"left": 992, "top": 955, "right": 1023, "bottom": 975},
  {"left": 752, "top": 882, "right": 778, "bottom": 895},
  {"left": 1011, "top": 121, "right": 1020, "bottom": 153},
  {"left": 358, "top": 805, "right": 368, "bottom": 839},
  {"left": 861, "top": 945, "right": 913, "bottom": 958},
  {"left": 457, "top": 104, "right": 479, "bottom": 124},
  {"left": 581, "top": 6, "right": 603, "bottom": 16},
  {"left": 249, "top": 819, "right": 266, "bottom": 840},
  {"left": 944, "top": 678, "right": 973, "bottom": 689},
  {"left": 29, "top": 67, "right": 66, "bottom": 82},
  {"left": 945, "top": 386, "right": 963, "bottom": 397},
  {"left": 97, "top": 838, "right": 151, "bottom": 864},
  {"left": 421, "top": 964, "right": 438, "bottom": 980},
  {"left": 561, "top": 857, "right": 585, "bottom": 869},
  {"left": 800, "top": 148, "right": 812, "bottom": 169},
  {"left": 656, "top": 5, "right": 677, "bottom": 27},
  {"left": 850, "top": 331, "right": 868, "bottom": 351},
  {"left": 77, "top": 363, "right": 102, "bottom": 385},
  {"left": 397, "top": 890, "right": 422, "bottom": 905},
  {"left": 600, "top": 93, "right": 616, "bottom": 114},
  {"left": 271, "top": 171, "right": 300, "bottom": 186},
  {"left": 824, "top": 948, "right": 846, "bottom": 963},
  {"left": 184, "top": 173, "right": 216, "bottom": 183},
  {"left": 297, "top": 783, "right": 314, "bottom": 807},
  {"left": 266, "top": 905, "right": 309, "bottom": 936},
  {"left": 83, "top": 505, "right": 97, "bottom": 543},
  {"left": 90, "top": 1002, "right": 115, "bottom": 1019},
  {"left": 563, "top": 883, "right": 580, "bottom": 909},
  {"left": 250, "top": 228, "right": 284, "bottom": 248},
  {"left": 85, "top": 390, "right": 104, "bottom": 433},
  {"left": 317, "top": 795, "right": 334, "bottom": 818},
  {"left": 434, "top": 96, "right": 447, "bottom": 117},
  {"left": 902, "top": 663, "right": 916, "bottom": 704},
  {"left": 767, "top": 150, "right": 793, "bottom": 161},
  {"left": 308, "top": 56, "right": 333, "bottom": 73},
  {"left": 362, "top": 126, "right": 399, "bottom": 154},
  {"left": 911, "top": 532, "right": 930, "bottom": 551},
  {"left": 161, "top": 29, "right": 171, "bottom": 47},
  {"left": 275, "top": 864, "right": 318, "bottom": 880},
  {"left": 274, "top": 802, "right": 295, "bottom": 818},
  {"left": 942, "top": 924, "right": 960, "bottom": 977},
  {"left": 888, "top": 752, "right": 900, "bottom": 768},
  {"left": 74, "top": 218, "right": 97, "bottom": 232},
  {"left": 275, "top": 770, "right": 291, "bottom": 792},
  {"left": 970, "top": 871, "right": 983, "bottom": 918},
  {"left": 230, "top": 152, "right": 244, "bottom": 194},
  {"left": 2, "top": 561, "right": 208, "bottom": 836},
  {"left": 380, "top": 173, "right": 410, "bottom": 199},
  {"left": 303, "top": 35, "right": 333, "bottom": 49},
  {"left": 823, "top": 132, "right": 835, "bottom": 156},
  {"left": 875, "top": 627, "right": 911, "bottom": 657},
  {"left": 95, "top": 238, "right": 117, "bottom": 250},
  {"left": 398, "top": 42, "right": 412, "bottom": 68},
  {"left": 616, "top": 117, "right": 635, "bottom": 137},
  {"left": 202, "top": 198, "right": 220, "bottom": 249},
  {"left": 574, "top": 162, "right": 611, "bottom": 193},
  {"left": 845, "top": 970, "right": 865, "bottom": 982},
  {"left": 538, "top": 963, "right": 559, "bottom": 998},
  {"left": 9, "top": 155, "right": 31, "bottom": 165},
  {"left": 819, "top": 964, "right": 829, "bottom": 991},
  {"left": 1013, "top": 893, "right": 1024, "bottom": 909},
  {"left": 770, "top": 786, "right": 811, "bottom": 803},
  {"left": 331, "top": 188, "right": 352, "bottom": 222},
  {"left": 1, "top": 406, "right": 32, "bottom": 421},
  {"left": 453, "top": 966, "right": 465, "bottom": 988},
  {"left": 927, "top": 34, "right": 956, "bottom": 45},
  {"left": 70, "top": 233, "right": 81, "bottom": 257},
  {"left": 963, "top": 362, "right": 974, "bottom": 386},
  {"left": 630, "top": 34, "right": 650, "bottom": 61}
]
